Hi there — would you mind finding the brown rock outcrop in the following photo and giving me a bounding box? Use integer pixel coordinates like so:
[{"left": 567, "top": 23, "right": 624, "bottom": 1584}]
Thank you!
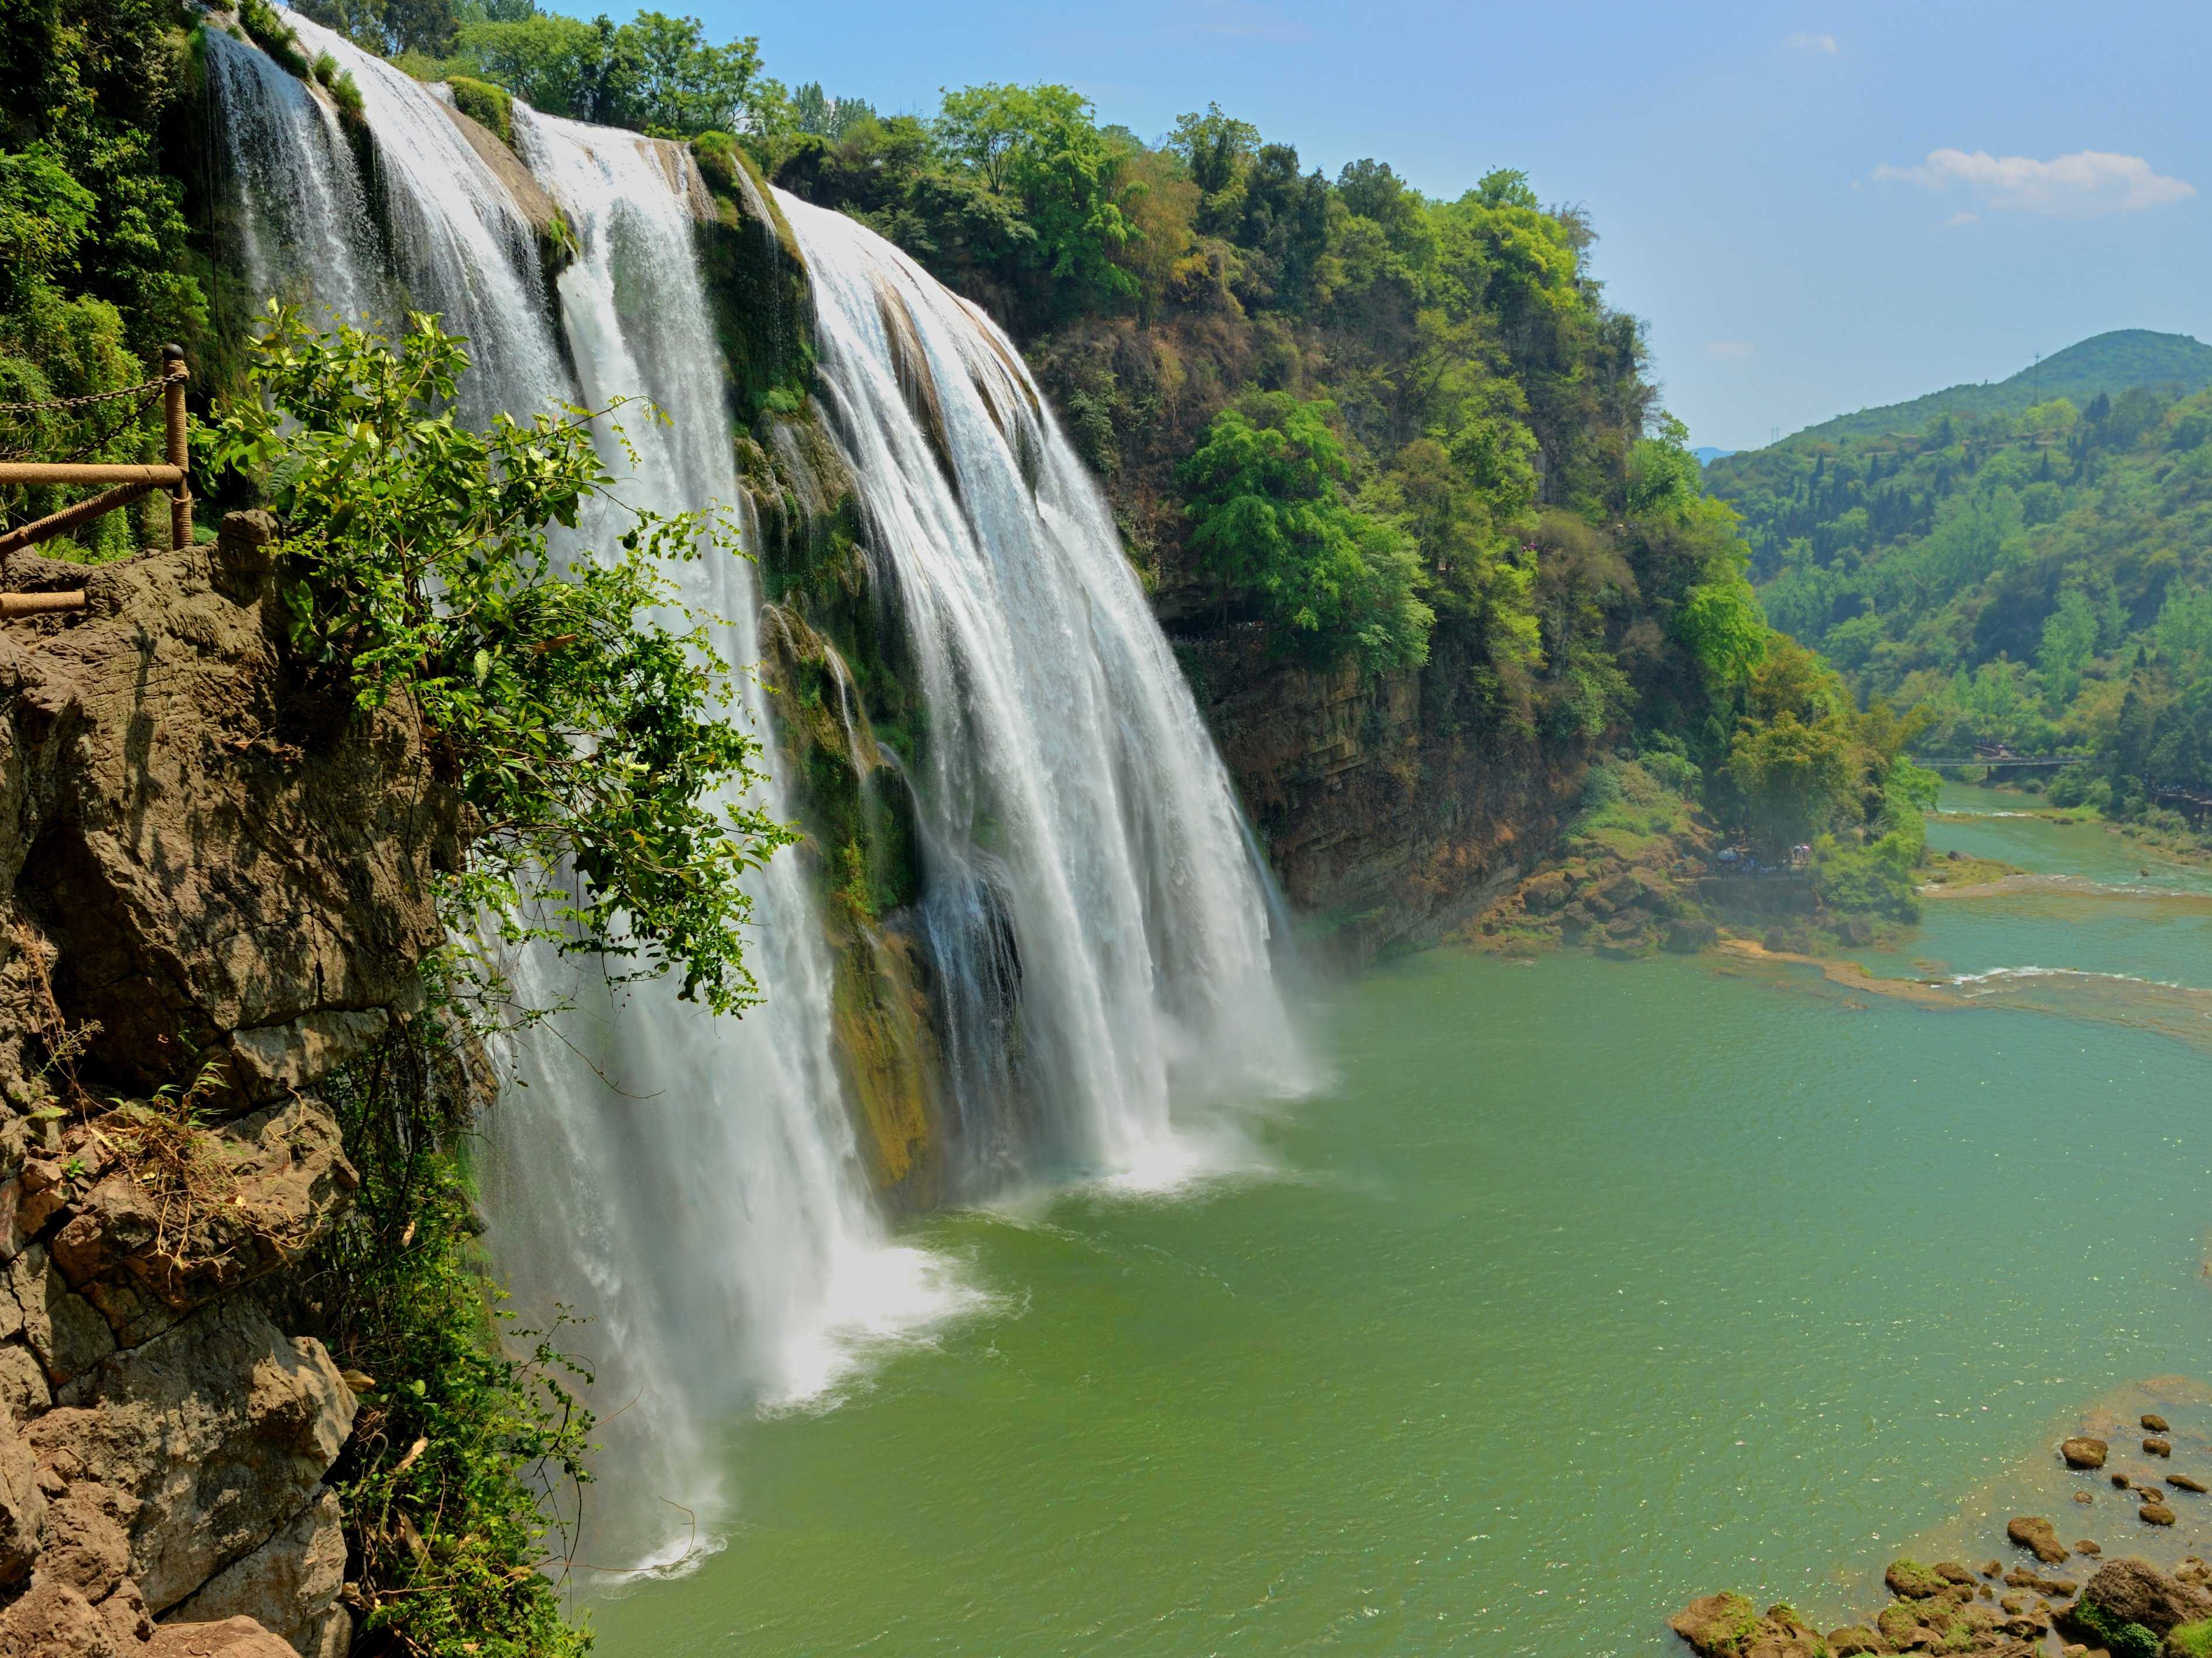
[
  {"left": 30, "top": 1295, "right": 354, "bottom": 1612},
  {"left": 166, "top": 1490, "right": 347, "bottom": 1658},
  {"left": 0, "top": 533, "right": 463, "bottom": 1652},
  {"left": 2006, "top": 1515, "right": 2069, "bottom": 1564},
  {"left": 2062, "top": 1436, "right": 2108, "bottom": 1468},
  {"left": 2073, "top": 1556, "right": 2212, "bottom": 1633},
  {"left": 0, "top": 526, "right": 455, "bottom": 1101},
  {"left": 143, "top": 1618, "right": 297, "bottom": 1658}
]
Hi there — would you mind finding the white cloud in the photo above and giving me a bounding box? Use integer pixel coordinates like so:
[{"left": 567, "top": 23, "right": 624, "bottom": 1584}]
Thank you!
[
  {"left": 1787, "top": 31, "right": 1839, "bottom": 53},
  {"left": 1707, "top": 340, "right": 1756, "bottom": 361},
  {"left": 1946, "top": 211, "right": 1980, "bottom": 227},
  {"left": 1874, "top": 148, "right": 2196, "bottom": 217}
]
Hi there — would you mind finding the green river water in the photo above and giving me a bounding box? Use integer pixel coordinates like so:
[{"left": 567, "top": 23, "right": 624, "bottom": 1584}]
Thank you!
[{"left": 593, "top": 787, "right": 2212, "bottom": 1654}]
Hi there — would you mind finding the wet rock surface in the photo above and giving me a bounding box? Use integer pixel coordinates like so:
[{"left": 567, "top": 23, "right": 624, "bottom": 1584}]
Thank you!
[
  {"left": 2063, "top": 1437, "right": 2110, "bottom": 1469},
  {"left": 1675, "top": 1484, "right": 2212, "bottom": 1657}
]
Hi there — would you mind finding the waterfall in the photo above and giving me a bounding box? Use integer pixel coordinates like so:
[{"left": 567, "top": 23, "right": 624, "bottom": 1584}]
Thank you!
[
  {"left": 204, "top": 16, "right": 1304, "bottom": 1574},
  {"left": 779, "top": 196, "right": 1309, "bottom": 1186}
]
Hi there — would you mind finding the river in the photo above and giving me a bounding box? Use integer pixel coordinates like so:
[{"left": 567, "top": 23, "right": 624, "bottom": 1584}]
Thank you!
[{"left": 588, "top": 785, "right": 2212, "bottom": 1653}]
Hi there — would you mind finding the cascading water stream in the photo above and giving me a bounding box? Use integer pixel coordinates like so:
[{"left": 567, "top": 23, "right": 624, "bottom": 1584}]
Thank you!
[
  {"left": 204, "top": 16, "right": 1306, "bottom": 1573},
  {"left": 779, "top": 194, "right": 1310, "bottom": 1187},
  {"left": 484, "top": 106, "right": 973, "bottom": 1570}
]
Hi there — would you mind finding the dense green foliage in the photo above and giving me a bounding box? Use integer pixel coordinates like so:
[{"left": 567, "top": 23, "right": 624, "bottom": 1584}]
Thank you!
[
  {"left": 211, "top": 306, "right": 795, "bottom": 1013},
  {"left": 1180, "top": 393, "right": 1430, "bottom": 670},
  {"left": 314, "top": 1019, "right": 595, "bottom": 1657},
  {"left": 373, "top": 0, "right": 787, "bottom": 138},
  {"left": 1708, "top": 347, "right": 2212, "bottom": 823},
  {"left": 0, "top": 0, "right": 207, "bottom": 555},
  {"left": 2068, "top": 1598, "right": 2163, "bottom": 1658}
]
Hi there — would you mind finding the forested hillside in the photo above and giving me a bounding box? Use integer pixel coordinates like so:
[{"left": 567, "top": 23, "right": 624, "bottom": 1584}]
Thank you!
[
  {"left": 1707, "top": 342, "right": 2212, "bottom": 821},
  {"left": 1754, "top": 328, "right": 2212, "bottom": 449}
]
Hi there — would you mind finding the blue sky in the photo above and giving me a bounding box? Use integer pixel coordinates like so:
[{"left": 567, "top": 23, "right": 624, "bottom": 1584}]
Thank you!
[{"left": 626, "top": 0, "right": 2211, "bottom": 450}]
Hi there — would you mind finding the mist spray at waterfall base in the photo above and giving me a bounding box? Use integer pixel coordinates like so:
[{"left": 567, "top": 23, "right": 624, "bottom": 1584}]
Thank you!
[{"left": 206, "top": 16, "right": 1306, "bottom": 1578}]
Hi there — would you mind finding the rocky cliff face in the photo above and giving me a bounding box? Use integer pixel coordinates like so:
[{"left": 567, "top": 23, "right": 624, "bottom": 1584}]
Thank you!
[
  {"left": 0, "top": 520, "right": 456, "bottom": 1656},
  {"left": 1174, "top": 626, "right": 1581, "bottom": 960}
]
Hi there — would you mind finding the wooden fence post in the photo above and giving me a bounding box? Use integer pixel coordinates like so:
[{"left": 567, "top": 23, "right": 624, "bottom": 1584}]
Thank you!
[{"left": 162, "top": 344, "right": 191, "bottom": 550}]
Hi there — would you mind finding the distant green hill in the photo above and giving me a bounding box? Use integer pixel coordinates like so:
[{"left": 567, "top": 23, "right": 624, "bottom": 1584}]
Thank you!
[
  {"left": 1700, "top": 329, "right": 2212, "bottom": 819},
  {"left": 1756, "top": 330, "right": 2212, "bottom": 452}
]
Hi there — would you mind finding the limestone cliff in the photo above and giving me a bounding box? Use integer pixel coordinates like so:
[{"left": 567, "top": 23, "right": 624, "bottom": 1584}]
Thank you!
[
  {"left": 0, "top": 520, "right": 457, "bottom": 1656},
  {"left": 1177, "top": 628, "right": 1580, "bottom": 960}
]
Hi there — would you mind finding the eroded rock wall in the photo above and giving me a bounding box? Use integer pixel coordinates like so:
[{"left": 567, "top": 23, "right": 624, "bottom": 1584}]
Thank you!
[
  {"left": 1178, "top": 627, "right": 1581, "bottom": 960},
  {"left": 0, "top": 520, "right": 456, "bottom": 1655}
]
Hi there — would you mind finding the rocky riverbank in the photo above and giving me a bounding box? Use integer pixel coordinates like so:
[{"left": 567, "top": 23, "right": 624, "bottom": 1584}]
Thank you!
[
  {"left": 1464, "top": 755, "right": 1986, "bottom": 962},
  {"left": 1673, "top": 1415, "right": 2212, "bottom": 1657}
]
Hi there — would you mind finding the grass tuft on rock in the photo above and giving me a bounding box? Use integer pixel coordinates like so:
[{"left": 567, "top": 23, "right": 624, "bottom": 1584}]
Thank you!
[{"left": 448, "top": 74, "right": 515, "bottom": 146}]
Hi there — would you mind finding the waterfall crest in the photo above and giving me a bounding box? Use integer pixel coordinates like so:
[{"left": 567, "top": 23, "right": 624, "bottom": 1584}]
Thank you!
[{"left": 205, "top": 18, "right": 1304, "bottom": 1572}]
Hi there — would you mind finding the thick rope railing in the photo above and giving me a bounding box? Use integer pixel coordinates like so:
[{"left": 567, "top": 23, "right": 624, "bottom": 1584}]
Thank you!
[{"left": 0, "top": 347, "right": 192, "bottom": 607}]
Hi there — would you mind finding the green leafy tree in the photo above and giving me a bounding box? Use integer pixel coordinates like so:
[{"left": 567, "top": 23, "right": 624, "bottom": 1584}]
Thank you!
[
  {"left": 1167, "top": 102, "right": 1258, "bottom": 234},
  {"left": 1181, "top": 392, "right": 1433, "bottom": 672},
  {"left": 411, "top": 9, "right": 785, "bottom": 142},
  {"left": 1721, "top": 709, "right": 1857, "bottom": 848},
  {"left": 934, "top": 83, "right": 1136, "bottom": 316},
  {"left": 213, "top": 304, "right": 795, "bottom": 1013},
  {"left": 2037, "top": 583, "right": 2100, "bottom": 710}
]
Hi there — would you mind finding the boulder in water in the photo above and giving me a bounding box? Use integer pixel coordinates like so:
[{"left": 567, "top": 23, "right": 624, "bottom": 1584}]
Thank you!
[
  {"left": 2009, "top": 1515, "right": 2071, "bottom": 1564},
  {"left": 2146, "top": 1437, "right": 2173, "bottom": 1457},
  {"left": 1886, "top": 1559, "right": 1947, "bottom": 1598},
  {"left": 2064, "top": 1436, "right": 2110, "bottom": 1469},
  {"left": 2076, "top": 1557, "right": 2212, "bottom": 1632},
  {"left": 2145, "top": 1414, "right": 2172, "bottom": 1433},
  {"left": 2170, "top": 1475, "right": 2208, "bottom": 1494},
  {"left": 1667, "top": 1593, "right": 1824, "bottom": 1657},
  {"left": 2143, "top": 1503, "right": 2178, "bottom": 1526}
]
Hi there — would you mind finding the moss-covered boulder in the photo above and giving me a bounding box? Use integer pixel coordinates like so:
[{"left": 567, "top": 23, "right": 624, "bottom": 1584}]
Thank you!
[
  {"left": 1884, "top": 1558, "right": 1946, "bottom": 1599},
  {"left": 756, "top": 604, "right": 943, "bottom": 1208},
  {"left": 1667, "top": 1594, "right": 1826, "bottom": 1657}
]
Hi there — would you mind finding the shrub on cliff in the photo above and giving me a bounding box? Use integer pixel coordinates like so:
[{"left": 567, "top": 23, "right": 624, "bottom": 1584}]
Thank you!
[
  {"left": 1180, "top": 392, "right": 1434, "bottom": 673},
  {"left": 314, "top": 1020, "right": 595, "bottom": 1657},
  {"left": 211, "top": 303, "right": 796, "bottom": 1014}
]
